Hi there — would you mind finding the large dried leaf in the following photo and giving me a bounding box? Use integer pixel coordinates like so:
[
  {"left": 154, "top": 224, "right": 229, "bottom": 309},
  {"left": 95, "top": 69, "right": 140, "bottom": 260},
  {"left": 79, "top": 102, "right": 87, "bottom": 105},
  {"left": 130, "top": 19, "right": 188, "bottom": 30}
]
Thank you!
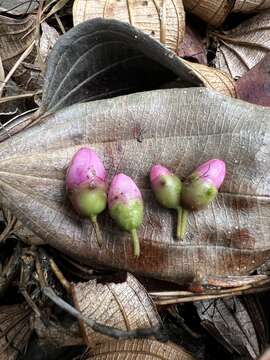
[
  {"left": 87, "top": 339, "right": 194, "bottom": 359},
  {"left": 0, "top": 304, "right": 32, "bottom": 360},
  {"left": 73, "top": 0, "right": 185, "bottom": 53},
  {"left": 0, "top": 0, "right": 39, "bottom": 15},
  {"left": 39, "top": 18, "right": 203, "bottom": 116},
  {"left": 0, "top": 88, "right": 270, "bottom": 285},
  {"left": 236, "top": 53, "right": 270, "bottom": 106},
  {"left": 213, "top": 11, "right": 270, "bottom": 78},
  {"left": 196, "top": 297, "right": 261, "bottom": 359},
  {"left": 0, "top": 14, "right": 36, "bottom": 84},
  {"left": 72, "top": 273, "right": 161, "bottom": 346},
  {"left": 233, "top": 0, "right": 270, "bottom": 12},
  {"left": 183, "top": 0, "right": 233, "bottom": 27}
]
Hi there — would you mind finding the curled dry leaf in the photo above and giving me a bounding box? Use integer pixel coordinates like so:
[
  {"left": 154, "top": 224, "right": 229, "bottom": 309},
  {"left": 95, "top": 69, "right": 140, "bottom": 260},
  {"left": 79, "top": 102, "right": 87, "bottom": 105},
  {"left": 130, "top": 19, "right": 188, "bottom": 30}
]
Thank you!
[
  {"left": 213, "top": 11, "right": 270, "bottom": 78},
  {"left": 195, "top": 297, "right": 262, "bottom": 359},
  {"left": 87, "top": 339, "right": 194, "bottom": 359},
  {"left": 1, "top": 88, "right": 270, "bottom": 285},
  {"left": 0, "top": 303, "right": 32, "bottom": 360},
  {"left": 182, "top": 59, "right": 236, "bottom": 97},
  {"left": 178, "top": 23, "right": 207, "bottom": 64},
  {"left": 71, "top": 273, "right": 161, "bottom": 346},
  {"left": 233, "top": 0, "right": 270, "bottom": 12},
  {"left": 72, "top": 0, "right": 185, "bottom": 53},
  {"left": 0, "top": 14, "right": 36, "bottom": 84},
  {"left": 182, "top": 0, "right": 233, "bottom": 27},
  {"left": 236, "top": 53, "right": 270, "bottom": 106},
  {"left": 39, "top": 18, "right": 203, "bottom": 116},
  {"left": 0, "top": 0, "right": 39, "bottom": 15}
]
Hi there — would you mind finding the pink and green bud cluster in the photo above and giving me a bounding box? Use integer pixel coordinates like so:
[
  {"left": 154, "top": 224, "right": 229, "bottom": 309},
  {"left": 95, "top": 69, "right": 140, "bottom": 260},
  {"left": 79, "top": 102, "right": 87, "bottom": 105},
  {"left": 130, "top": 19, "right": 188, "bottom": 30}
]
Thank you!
[{"left": 108, "top": 174, "right": 143, "bottom": 257}]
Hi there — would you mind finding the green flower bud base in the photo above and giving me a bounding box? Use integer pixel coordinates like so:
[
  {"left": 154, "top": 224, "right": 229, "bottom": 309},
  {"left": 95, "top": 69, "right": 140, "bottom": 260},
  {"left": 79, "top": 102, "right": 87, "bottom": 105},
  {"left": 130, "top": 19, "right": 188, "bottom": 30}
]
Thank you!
[
  {"left": 154, "top": 175, "right": 182, "bottom": 209},
  {"left": 181, "top": 176, "right": 218, "bottom": 210},
  {"left": 76, "top": 188, "right": 107, "bottom": 247},
  {"left": 110, "top": 200, "right": 143, "bottom": 257}
]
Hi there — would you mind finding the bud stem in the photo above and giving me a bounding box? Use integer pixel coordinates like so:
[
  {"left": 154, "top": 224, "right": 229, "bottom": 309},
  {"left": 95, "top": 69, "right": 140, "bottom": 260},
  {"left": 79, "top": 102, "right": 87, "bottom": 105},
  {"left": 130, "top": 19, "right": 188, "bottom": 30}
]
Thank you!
[
  {"left": 90, "top": 216, "right": 103, "bottom": 247},
  {"left": 131, "top": 229, "right": 140, "bottom": 257},
  {"left": 176, "top": 207, "right": 183, "bottom": 240},
  {"left": 180, "top": 208, "right": 188, "bottom": 240}
]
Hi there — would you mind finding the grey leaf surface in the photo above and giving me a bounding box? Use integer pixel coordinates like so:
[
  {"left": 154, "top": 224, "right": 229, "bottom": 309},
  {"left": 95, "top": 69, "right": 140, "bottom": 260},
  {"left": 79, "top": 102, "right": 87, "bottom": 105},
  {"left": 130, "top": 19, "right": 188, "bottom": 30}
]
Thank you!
[{"left": 0, "top": 88, "right": 270, "bottom": 285}]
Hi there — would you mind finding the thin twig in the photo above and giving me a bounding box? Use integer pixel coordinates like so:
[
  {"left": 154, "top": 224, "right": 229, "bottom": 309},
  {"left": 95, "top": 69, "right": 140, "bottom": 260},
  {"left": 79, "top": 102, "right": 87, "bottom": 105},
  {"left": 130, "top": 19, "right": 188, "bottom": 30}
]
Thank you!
[
  {"left": 54, "top": 13, "right": 65, "bottom": 33},
  {"left": 49, "top": 258, "right": 71, "bottom": 293},
  {"left": 152, "top": 284, "right": 270, "bottom": 305},
  {"left": 43, "top": 287, "right": 166, "bottom": 341},
  {"left": 0, "top": 41, "right": 35, "bottom": 95},
  {"left": 0, "top": 91, "right": 41, "bottom": 104}
]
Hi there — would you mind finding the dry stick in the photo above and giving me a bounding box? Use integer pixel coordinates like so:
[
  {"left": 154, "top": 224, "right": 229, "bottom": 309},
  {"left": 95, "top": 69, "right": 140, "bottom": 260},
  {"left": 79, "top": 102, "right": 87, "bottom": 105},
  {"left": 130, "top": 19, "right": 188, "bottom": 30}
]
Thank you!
[
  {"left": 0, "top": 91, "right": 41, "bottom": 104},
  {"left": 0, "top": 41, "right": 35, "bottom": 95},
  {"left": 43, "top": 287, "right": 165, "bottom": 341},
  {"left": 152, "top": 284, "right": 270, "bottom": 305},
  {"left": 48, "top": 257, "right": 71, "bottom": 293},
  {"left": 35, "top": 252, "right": 166, "bottom": 341},
  {"left": 54, "top": 13, "right": 66, "bottom": 33}
]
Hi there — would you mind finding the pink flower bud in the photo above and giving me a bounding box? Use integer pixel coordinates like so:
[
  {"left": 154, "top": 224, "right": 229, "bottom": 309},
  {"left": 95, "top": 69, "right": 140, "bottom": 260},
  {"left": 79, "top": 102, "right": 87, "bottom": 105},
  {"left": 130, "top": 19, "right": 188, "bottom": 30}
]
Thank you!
[
  {"left": 195, "top": 159, "right": 226, "bottom": 190},
  {"left": 66, "top": 147, "right": 107, "bottom": 247},
  {"left": 66, "top": 147, "right": 107, "bottom": 192},
  {"left": 108, "top": 173, "right": 142, "bottom": 206}
]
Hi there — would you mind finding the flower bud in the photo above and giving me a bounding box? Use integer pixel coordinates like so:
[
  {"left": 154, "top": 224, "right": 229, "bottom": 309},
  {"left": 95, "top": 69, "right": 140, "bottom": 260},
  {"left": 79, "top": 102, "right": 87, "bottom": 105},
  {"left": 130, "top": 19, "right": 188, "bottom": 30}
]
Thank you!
[
  {"left": 181, "top": 159, "right": 226, "bottom": 210},
  {"left": 108, "top": 174, "right": 143, "bottom": 257},
  {"left": 66, "top": 147, "right": 107, "bottom": 246},
  {"left": 150, "top": 164, "right": 182, "bottom": 239}
]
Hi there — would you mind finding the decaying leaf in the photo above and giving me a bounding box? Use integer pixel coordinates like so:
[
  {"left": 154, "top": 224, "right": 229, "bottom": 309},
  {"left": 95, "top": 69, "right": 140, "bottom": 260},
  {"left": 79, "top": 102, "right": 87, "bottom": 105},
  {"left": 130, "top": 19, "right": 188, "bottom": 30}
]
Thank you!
[
  {"left": 34, "top": 317, "right": 83, "bottom": 348},
  {"left": 213, "top": 11, "right": 270, "bottom": 78},
  {"left": 2, "top": 206, "right": 45, "bottom": 245},
  {"left": 0, "top": 14, "right": 36, "bottom": 85},
  {"left": 183, "top": 0, "right": 233, "bottom": 27},
  {"left": 87, "top": 339, "right": 194, "bottom": 359},
  {"left": 0, "top": 303, "right": 32, "bottom": 359},
  {"left": 73, "top": 0, "right": 185, "bottom": 53},
  {"left": 195, "top": 296, "right": 262, "bottom": 359},
  {"left": 232, "top": 0, "right": 270, "bottom": 12},
  {"left": 39, "top": 22, "right": 60, "bottom": 65},
  {"left": 178, "top": 23, "right": 207, "bottom": 64},
  {"left": 236, "top": 53, "right": 270, "bottom": 106},
  {"left": 1, "top": 88, "right": 270, "bottom": 286},
  {"left": 39, "top": 18, "right": 203, "bottom": 116},
  {"left": 0, "top": 0, "right": 39, "bottom": 15},
  {"left": 182, "top": 60, "right": 236, "bottom": 97},
  {"left": 72, "top": 273, "right": 161, "bottom": 346}
]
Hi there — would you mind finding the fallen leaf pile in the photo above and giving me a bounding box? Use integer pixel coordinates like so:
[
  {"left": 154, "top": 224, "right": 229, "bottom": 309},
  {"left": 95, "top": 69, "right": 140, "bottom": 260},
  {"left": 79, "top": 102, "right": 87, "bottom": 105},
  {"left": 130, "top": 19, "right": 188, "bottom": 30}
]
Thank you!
[{"left": 0, "top": 1, "right": 270, "bottom": 359}]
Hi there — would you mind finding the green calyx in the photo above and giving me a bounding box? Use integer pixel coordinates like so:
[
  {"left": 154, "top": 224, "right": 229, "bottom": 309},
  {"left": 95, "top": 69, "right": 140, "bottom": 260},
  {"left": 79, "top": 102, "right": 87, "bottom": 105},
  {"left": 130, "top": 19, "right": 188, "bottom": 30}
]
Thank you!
[
  {"left": 109, "top": 199, "right": 143, "bottom": 257},
  {"left": 77, "top": 188, "right": 107, "bottom": 218},
  {"left": 154, "top": 174, "right": 182, "bottom": 209},
  {"left": 109, "top": 199, "right": 143, "bottom": 231},
  {"left": 181, "top": 176, "right": 218, "bottom": 211}
]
